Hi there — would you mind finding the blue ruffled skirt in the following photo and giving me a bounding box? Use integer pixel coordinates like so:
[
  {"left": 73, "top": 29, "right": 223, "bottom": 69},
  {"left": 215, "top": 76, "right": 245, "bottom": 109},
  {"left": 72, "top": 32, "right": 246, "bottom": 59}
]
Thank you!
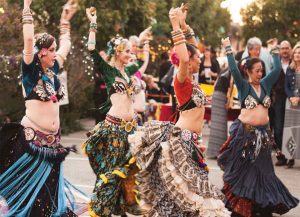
[
  {"left": 218, "top": 119, "right": 299, "bottom": 217},
  {"left": 0, "top": 123, "right": 87, "bottom": 217}
]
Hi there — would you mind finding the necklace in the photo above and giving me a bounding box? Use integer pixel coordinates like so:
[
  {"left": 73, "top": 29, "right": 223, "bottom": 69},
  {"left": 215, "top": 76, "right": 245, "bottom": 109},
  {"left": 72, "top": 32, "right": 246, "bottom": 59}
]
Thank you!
[{"left": 45, "top": 68, "right": 54, "bottom": 79}]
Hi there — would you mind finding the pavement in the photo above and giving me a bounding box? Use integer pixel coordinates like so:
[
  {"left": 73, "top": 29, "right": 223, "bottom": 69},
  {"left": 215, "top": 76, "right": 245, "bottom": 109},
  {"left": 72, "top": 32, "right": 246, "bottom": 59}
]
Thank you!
[{"left": 63, "top": 119, "right": 300, "bottom": 217}]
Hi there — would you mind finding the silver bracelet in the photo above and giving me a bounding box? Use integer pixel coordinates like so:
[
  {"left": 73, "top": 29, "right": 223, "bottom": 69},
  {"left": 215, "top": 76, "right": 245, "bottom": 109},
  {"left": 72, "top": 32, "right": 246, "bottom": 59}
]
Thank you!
[{"left": 23, "top": 50, "right": 34, "bottom": 56}]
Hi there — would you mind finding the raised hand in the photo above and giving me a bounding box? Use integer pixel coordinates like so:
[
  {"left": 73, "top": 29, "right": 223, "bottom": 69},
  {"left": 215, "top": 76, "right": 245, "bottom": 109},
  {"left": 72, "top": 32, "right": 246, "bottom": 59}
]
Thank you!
[
  {"left": 139, "top": 26, "right": 152, "bottom": 43},
  {"left": 86, "top": 7, "right": 97, "bottom": 23},
  {"left": 179, "top": 3, "right": 188, "bottom": 28},
  {"left": 221, "top": 37, "right": 231, "bottom": 48},
  {"left": 24, "top": 0, "right": 32, "bottom": 8},
  {"left": 267, "top": 38, "right": 279, "bottom": 52},
  {"left": 169, "top": 7, "right": 180, "bottom": 29},
  {"left": 61, "top": 0, "right": 78, "bottom": 21}
]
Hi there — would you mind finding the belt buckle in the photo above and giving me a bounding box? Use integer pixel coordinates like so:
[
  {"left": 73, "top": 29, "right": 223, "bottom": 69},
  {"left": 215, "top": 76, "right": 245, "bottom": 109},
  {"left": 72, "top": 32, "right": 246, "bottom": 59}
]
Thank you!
[
  {"left": 124, "top": 120, "right": 136, "bottom": 133},
  {"left": 245, "top": 124, "right": 255, "bottom": 132},
  {"left": 181, "top": 129, "right": 192, "bottom": 142},
  {"left": 24, "top": 127, "right": 36, "bottom": 141},
  {"left": 46, "top": 135, "right": 56, "bottom": 145}
]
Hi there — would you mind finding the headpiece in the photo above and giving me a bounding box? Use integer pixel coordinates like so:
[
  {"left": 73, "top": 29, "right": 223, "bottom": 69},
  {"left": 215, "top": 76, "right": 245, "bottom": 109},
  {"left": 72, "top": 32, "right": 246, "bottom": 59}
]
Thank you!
[
  {"left": 107, "top": 34, "right": 127, "bottom": 55},
  {"left": 34, "top": 33, "right": 54, "bottom": 52}
]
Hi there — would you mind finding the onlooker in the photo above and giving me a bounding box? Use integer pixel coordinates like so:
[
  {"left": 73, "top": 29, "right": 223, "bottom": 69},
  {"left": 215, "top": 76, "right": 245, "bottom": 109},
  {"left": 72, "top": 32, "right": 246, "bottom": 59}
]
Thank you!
[
  {"left": 207, "top": 69, "right": 233, "bottom": 159},
  {"left": 282, "top": 44, "right": 300, "bottom": 168},
  {"left": 241, "top": 37, "right": 272, "bottom": 74},
  {"left": 144, "top": 74, "right": 161, "bottom": 102},
  {"left": 129, "top": 35, "right": 139, "bottom": 56},
  {"left": 159, "top": 51, "right": 172, "bottom": 81},
  {"left": 199, "top": 46, "right": 220, "bottom": 84},
  {"left": 158, "top": 52, "right": 172, "bottom": 103},
  {"left": 270, "top": 40, "right": 291, "bottom": 166}
]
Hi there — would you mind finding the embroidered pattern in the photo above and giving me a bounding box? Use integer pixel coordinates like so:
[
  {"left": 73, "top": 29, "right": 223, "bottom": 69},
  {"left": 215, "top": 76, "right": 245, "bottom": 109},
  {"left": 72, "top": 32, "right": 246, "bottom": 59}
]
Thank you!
[
  {"left": 262, "top": 95, "right": 271, "bottom": 108},
  {"left": 244, "top": 95, "right": 271, "bottom": 109},
  {"left": 244, "top": 95, "right": 258, "bottom": 109},
  {"left": 192, "top": 85, "right": 207, "bottom": 107}
]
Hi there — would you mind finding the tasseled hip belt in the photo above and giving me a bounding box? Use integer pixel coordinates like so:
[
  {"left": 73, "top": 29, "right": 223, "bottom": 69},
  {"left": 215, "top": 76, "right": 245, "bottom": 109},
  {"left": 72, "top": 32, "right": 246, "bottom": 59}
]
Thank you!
[
  {"left": 105, "top": 114, "right": 137, "bottom": 133},
  {"left": 242, "top": 123, "right": 274, "bottom": 161},
  {"left": 23, "top": 127, "right": 76, "bottom": 162}
]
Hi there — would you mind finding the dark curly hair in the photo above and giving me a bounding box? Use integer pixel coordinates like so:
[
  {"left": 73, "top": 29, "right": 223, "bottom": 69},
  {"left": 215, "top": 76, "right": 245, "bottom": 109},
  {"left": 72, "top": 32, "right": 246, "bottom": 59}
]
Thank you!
[{"left": 34, "top": 33, "right": 55, "bottom": 51}]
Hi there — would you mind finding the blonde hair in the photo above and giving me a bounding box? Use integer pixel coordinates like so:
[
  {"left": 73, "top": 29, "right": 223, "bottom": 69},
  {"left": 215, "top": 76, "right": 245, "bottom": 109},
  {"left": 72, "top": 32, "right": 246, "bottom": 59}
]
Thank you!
[{"left": 289, "top": 44, "right": 300, "bottom": 70}]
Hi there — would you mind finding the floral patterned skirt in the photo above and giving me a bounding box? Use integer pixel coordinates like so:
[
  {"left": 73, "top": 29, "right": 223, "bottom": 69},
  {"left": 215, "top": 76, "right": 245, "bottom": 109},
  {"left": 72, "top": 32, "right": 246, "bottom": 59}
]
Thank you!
[{"left": 83, "top": 115, "right": 144, "bottom": 217}]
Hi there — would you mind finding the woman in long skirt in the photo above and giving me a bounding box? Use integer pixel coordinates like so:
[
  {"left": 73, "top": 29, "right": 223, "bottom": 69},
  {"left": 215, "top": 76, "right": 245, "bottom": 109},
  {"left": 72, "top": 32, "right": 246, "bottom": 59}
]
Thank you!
[
  {"left": 218, "top": 37, "right": 299, "bottom": 217},
  {"left": 282, "top": 44, "right": 300, "bottom": 168},
  {"left": 207, "top": 70, "right": 232, "bottom": 158},
  {"left": 0, "top": 1, "right": 87, "bottom": 216},
  {"left": 83, "top": 8, "right": 151, "bottom": 217},
  {"left": 130, "top": 5, "right": 230, "bottom": 217}
]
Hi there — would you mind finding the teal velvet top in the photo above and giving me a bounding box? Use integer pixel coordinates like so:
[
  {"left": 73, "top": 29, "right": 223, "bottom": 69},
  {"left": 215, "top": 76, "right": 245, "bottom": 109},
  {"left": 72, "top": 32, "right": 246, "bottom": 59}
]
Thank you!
[
  {"left": 227, "top": 52, "right": 281, "bottom": 106},
  {"left": 90, "top": 49, "right": 143, "bottom": 113}
]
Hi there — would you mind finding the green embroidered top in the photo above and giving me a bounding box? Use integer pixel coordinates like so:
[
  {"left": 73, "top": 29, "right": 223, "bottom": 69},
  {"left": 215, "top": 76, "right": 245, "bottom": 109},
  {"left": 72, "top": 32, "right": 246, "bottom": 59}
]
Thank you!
[{"left": 90, "top": 49, "right": 143, "bottom": 113}]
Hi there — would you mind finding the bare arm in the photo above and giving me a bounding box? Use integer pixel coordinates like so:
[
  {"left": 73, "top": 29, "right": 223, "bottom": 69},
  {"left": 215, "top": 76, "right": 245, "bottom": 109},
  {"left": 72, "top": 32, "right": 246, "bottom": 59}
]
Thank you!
[
  {"left": 56, "top": 0, "right": 78, "bottom": 68},
  {"left": 23, "top": 0, "right": 34, "bottom": 64},
  {"left": 86, "top": 7, "right": 97, "bottom": 51},
  {"left": 169, "top": 7, "right": 189, "bottom": 83},
  {"left": 137, "top": 43, "right": 150, "bottom": 75}
]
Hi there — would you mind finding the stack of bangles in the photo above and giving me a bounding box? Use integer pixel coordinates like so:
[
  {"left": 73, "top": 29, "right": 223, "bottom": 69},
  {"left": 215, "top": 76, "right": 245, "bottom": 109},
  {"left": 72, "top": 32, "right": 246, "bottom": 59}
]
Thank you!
[
  {"left": 183, "top": 26, "right": 195, "bottom": 40},
  {"left": 171, "top": 29, "right": 186, "bottom": 46},
  {"left": 22, "top": 8, "right": 33, "bottom": 25},
  {"left": 225, "top": 46, "right": 233, "bottom": 55},
  {"left": 89, "top": 22, "right": 97, "bottom": 33}
]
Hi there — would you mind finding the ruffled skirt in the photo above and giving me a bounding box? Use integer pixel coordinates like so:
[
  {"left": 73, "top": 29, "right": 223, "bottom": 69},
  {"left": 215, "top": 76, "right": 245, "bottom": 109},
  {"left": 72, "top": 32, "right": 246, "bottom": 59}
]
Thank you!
[
  {"left": 82, "top": 117, "right": 143, "bottom": 217},
  {"left": 129, "top": 120, "right": 230, "bottom": 217},
  {"left": 218, "top": 119, "right": 299, "bottom": 217}
]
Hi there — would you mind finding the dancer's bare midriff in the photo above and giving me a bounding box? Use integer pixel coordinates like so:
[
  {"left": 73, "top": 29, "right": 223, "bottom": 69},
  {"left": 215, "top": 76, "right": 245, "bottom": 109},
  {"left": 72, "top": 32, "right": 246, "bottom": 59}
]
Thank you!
[
  {"left": 239, "top": 104, "right": 269, "bottom": 126},
  {"left": 21, "top": 100, "right": 60, "bottom": 134},
  {"left": 108, "top": 93, "right": 135, "bottom": 121},
  {"left": 175, "top": 106, "right": 205, "bottom": 134}
]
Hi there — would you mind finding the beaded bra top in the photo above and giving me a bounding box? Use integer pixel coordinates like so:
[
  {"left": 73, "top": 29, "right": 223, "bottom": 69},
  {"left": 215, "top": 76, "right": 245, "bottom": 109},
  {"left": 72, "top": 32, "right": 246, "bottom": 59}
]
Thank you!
[
  {"left": 174, "top": 76, "right": 207, "bottom": 112},
  {"left": 178, "top": 84, "right": 207, "bottom": 111},
  {"left": 22, "top": 55, "right": 65, "bottom": 103},
  {"left": 241, "top": 84, "right": 271, "bottom": 109},
  {"left": 109, "top": 76, "right": 141, "bottom": 99}
]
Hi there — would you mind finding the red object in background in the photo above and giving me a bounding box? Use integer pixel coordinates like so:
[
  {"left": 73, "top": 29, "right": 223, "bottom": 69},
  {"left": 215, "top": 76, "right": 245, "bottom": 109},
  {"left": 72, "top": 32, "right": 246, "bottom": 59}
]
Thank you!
[{"left": 159, "top": 104, "right": 175, "bottom": 122}]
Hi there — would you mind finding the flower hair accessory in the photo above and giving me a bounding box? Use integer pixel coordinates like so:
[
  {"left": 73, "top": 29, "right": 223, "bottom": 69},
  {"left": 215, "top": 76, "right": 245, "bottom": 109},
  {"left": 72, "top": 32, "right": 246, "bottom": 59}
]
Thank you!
[
  {"left": 41, "top": 48, "right": 48, "bottom": 56},
  {"left": 107, "top": 35, "right": 127, "bottom": 55},
  {"left": 170, "top": 48, "right": 179, "bottom": 66}
]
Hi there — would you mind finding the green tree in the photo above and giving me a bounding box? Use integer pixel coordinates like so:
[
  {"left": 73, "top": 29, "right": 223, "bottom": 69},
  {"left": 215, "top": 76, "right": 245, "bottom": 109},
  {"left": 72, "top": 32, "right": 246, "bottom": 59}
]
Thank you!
[
  {"left": 0, "top": 0, "right": 169, "bottom": 130},
  {"left": 172, "top": 0, "right": 231, "bottom": 48},
  {"left": 241, "top": 0, "right": 300, "bottom": 45}
]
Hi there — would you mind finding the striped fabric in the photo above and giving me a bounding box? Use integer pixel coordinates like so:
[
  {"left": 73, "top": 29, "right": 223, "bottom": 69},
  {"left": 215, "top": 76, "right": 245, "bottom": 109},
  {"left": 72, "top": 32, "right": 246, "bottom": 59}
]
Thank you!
[
  {"left": 282, "top": 100, "right": 300, "bottom": 159},
  {"left": 207, "top": 91, "right": 228, "bottom": 158}
]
